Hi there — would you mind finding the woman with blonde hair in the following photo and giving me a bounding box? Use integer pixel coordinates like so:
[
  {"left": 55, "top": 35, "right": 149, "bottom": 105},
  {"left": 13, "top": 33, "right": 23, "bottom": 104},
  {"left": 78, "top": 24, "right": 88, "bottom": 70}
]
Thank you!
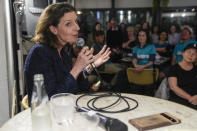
[{"left": 122, "top": 26, "right": 136, "bottom": 53}]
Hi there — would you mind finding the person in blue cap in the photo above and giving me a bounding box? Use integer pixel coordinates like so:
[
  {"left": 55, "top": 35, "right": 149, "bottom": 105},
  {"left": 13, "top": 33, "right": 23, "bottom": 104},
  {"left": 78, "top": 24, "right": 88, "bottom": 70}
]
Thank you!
[{"left": 172, "top": 26, "right": 197, "bottom": 65}]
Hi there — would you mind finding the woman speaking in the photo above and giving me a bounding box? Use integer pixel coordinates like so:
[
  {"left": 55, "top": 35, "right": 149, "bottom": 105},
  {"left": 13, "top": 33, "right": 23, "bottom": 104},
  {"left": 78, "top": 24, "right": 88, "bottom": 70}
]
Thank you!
[{"left": 24, "top": 3, "right": 111, "bottom": 102}]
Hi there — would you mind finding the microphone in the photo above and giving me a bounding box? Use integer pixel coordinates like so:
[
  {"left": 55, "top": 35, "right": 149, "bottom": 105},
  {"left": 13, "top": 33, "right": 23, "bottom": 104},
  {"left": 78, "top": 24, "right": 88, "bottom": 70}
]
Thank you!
[
  {"left": 90, "top": 63, "right": 102, "bottom": 81},
  {"left": 76, "top": 106, "right": 128, "bottom": 131},
  {"left": 76, "top": 37, "right": 85, "bottom": 48},
  {"left": 90, "top": 62, "right": 111, "bottom": 90}
]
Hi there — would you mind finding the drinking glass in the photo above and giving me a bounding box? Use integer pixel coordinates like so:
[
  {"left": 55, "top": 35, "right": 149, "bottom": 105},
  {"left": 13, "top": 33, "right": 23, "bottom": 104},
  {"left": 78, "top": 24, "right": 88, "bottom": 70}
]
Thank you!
[{"left": 50, "top": 93, "right": 76, "bottom": 126}]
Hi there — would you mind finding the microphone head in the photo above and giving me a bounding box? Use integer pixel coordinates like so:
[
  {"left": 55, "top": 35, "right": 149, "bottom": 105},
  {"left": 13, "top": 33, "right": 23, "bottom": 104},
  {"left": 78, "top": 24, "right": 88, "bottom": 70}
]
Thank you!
[
  {"left": 76, "top": 37, "right": 85, "bottom": 48},
  {"left": 106, "top": 118, "right": 128, "bottom": 131}
]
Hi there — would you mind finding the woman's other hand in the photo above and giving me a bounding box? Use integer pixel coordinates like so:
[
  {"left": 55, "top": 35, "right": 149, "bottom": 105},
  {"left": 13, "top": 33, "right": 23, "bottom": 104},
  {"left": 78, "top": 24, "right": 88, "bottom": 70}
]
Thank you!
[
  {"left": 189, "top": 95, "right": 197, "bottom": 105},
  {"left": 91, "top": 45, "right": 111, "bottom": 67}
]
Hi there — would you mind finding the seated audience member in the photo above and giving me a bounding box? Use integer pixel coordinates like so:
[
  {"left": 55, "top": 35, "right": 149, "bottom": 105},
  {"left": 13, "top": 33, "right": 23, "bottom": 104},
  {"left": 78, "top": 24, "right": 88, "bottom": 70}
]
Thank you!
[
  {"left": 132, "top": 29, "right": 156, "bottom": 71},
  {"left": 122, "top": 26, "right": 136, "bottom": 53},
  {"left": 87, "top": 22, "right": 102, "bottom": 47},
  {"left": 155, "top": 31, "right": 171, "bottom": 79},
  {"left": 168, "top": 25, "right": 180, "bottom": 46},
  {"left": 142, "top": 22, "right": 150, "bottom": 32},
  {"left": 135, "top": 24, "right": 141, "bottom": 34},
  {"left": 130, "top": 29, "right": 156, "bottom": 96},
  {"left": 92, "top": 31, "right": 107, "bottom": 55},
  {"left": 172, "top": 26, "right": 197, "bottom": 65},
  {"left": 119, "top": 22, "right": 127, "bottom": 42},
  {"left": 114, "top": 30, "right": 157, "bottom": 94},
  {"left": 155, "top": 31, "right": 169, "bottom": 56},
  {"left": 24, "top": 3, "right": 111, "bottom": 102},
  {"left": 107, "top": 18, "right": 123, "bottom": 48},
  {"left": 106, "top": 18, "right": 123, "bottom": 62},
  {"left": 91, "top": 31, "right": 124, "bottom": 88},
  {"left": 168, "top": 44, "right": 197, "bottom": 110},
  {"left": 151, "top": 25, "right": 159, "bottom": 44},
  {"left": 106, "top": 21, "right": 111, "bottom": 31}
]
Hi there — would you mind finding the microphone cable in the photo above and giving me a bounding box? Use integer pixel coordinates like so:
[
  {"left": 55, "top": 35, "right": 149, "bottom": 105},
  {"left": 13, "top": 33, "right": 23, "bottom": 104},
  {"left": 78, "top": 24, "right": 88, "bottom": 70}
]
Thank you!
[
  {"left": 82, "top": 61, "right": 138, "bottom": 113},
  {"left": 76, "top": 92, "right": 138, "bottom": 114}
]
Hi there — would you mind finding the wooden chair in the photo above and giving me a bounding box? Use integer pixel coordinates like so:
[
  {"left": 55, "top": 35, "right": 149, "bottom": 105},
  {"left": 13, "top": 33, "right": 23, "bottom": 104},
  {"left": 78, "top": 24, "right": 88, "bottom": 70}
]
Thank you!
[
  {"left": 127, "top": 68, "right": 159, "bottom": 85},
  {"left": 21, "top": 95, "right": 29, "bottom": 109},
  {"left": 126, "top": 68, "right": 159, "bottom": 95}
]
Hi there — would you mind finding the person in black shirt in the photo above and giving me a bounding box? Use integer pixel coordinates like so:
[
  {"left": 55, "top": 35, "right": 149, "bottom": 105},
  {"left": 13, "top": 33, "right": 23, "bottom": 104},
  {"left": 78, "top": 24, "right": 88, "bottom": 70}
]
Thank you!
[
  {"left": 106, "top": 18, "right": 122, "bottom": 62},
  {"left": 168, "top": 44, "right": 197, "bottom": 109}
]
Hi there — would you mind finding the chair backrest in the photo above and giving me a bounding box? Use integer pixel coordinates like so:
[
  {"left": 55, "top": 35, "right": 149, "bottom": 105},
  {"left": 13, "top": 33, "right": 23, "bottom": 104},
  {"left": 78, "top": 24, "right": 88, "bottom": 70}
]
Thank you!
[
  {"left": 22, "top": 95, "right": 29, "bottom": 109},
  {"left": 126, "top": 68, "right": 159, "bottom": 85}
]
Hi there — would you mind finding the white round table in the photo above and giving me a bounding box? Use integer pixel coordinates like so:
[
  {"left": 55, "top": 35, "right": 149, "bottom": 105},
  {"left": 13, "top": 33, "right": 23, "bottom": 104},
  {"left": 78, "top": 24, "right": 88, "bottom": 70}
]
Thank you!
[{"left": 1, "top": 93, "right": 197, "bottom": 131}]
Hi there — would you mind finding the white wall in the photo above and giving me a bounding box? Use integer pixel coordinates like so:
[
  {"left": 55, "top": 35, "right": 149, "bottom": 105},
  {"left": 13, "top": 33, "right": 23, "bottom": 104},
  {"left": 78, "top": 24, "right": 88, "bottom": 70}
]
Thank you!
[
  {"left": 168, "top": 0, "right": 197, "bottom": 7},
  {"left": 115, "top": 0, "right": 197, "bottom": 8},
  {"left": 75, "top": 0, "right": 111, "bottom": 9},
  {"left": 115, "top": 0, "right": 152, "bottom": 8},
  {"left": 0, "top": 0, "right": 10, "bottom": 126},
  {"left": 75, "top": 0, "right": 197, "bottom": 9}
]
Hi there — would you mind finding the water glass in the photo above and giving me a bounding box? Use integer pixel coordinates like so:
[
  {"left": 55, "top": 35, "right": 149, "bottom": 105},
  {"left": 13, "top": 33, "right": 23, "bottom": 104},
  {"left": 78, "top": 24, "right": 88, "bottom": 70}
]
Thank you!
[{"left": 50, "top": 93, "right": 76, "bottom": 126}]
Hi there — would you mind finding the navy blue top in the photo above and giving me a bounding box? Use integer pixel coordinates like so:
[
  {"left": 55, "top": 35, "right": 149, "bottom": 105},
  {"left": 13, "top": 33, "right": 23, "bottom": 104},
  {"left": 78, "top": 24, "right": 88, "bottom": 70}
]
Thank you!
[{"left": 24, "top": 44, "right": 90, "bottom": 102}]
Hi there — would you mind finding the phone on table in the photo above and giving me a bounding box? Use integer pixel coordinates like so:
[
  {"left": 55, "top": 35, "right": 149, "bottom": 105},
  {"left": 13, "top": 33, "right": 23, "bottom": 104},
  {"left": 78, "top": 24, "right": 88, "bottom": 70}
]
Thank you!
[{"left": 129, "top": 112, "right": 181, "bottom": 131}]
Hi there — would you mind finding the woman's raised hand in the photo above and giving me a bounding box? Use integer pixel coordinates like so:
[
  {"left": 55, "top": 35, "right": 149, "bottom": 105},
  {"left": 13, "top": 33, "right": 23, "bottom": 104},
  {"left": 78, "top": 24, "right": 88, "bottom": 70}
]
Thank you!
[
  {"left": 77, "top": 46, "right": 94, "bottom": 69},
  {"left": 91, "top": 45, "right": 111, "bottom": 67},
  {"left": 71, "top": 46, "right": 94, "bottom": 79}
]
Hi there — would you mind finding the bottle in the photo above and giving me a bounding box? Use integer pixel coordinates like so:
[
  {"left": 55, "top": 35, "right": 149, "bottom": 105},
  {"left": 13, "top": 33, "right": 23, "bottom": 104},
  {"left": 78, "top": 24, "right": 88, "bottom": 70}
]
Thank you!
[
  {"left": 31, "top": 74, "right": 48, "bottom": 109},
  {"left": 31, "top": 74, "right": 52, "bottom": 131}
]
